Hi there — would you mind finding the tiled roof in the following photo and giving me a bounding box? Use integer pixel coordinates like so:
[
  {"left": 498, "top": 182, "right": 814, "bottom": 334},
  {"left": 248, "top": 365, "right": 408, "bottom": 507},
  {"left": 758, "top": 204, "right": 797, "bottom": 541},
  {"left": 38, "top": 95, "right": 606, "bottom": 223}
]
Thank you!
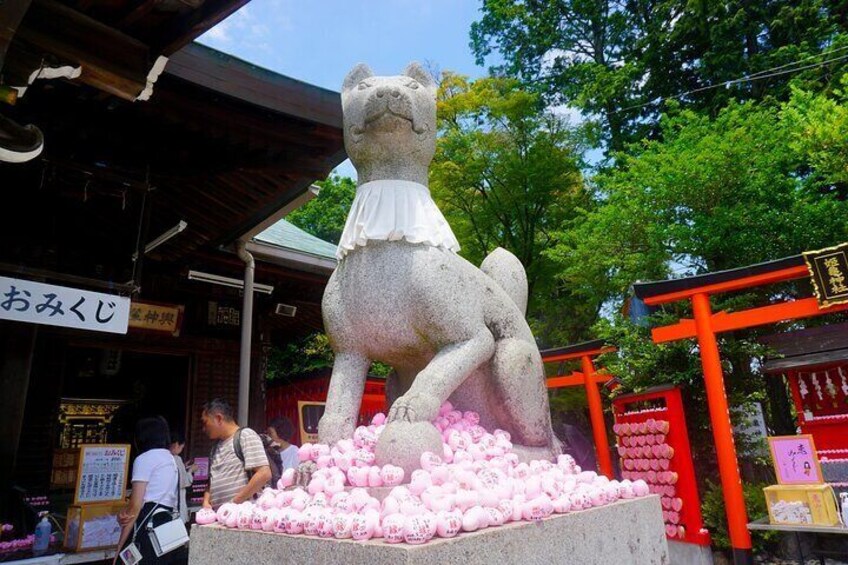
[{"left": 253, "top": 219, "right": 337, "bottom": 261}]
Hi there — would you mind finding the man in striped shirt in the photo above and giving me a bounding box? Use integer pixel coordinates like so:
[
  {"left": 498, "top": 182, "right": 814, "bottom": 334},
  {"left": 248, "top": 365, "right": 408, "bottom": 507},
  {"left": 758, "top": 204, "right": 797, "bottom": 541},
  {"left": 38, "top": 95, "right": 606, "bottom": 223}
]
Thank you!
[{"left": 200, "top": 398, "right": 271, "bottom": 510}]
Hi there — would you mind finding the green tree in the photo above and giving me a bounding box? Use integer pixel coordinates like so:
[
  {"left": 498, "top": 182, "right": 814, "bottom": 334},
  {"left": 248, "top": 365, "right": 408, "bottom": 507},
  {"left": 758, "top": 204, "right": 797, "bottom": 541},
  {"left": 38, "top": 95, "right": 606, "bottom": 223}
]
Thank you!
[
  {"left": 549, "top": 97, "right": 848, "bottom": 307},
  {"left": 470, "top": 0, "right": 847, "bottom": 152},
  {"left": 286, "top": 174, "right": 356, "bottom": 244},
  {"left": 548, "top": 87, "right": 848, "bottom": 480},
  {"left": 431, "top": 73, "right": 596, "bottom": 344}
]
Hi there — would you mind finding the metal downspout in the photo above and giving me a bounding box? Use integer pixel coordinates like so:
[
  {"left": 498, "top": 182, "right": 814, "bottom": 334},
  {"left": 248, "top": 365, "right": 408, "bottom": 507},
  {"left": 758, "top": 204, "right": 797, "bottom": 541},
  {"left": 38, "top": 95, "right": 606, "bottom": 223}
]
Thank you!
[{"left": 236, "top": 240, "right": 255, "bottom": 426}]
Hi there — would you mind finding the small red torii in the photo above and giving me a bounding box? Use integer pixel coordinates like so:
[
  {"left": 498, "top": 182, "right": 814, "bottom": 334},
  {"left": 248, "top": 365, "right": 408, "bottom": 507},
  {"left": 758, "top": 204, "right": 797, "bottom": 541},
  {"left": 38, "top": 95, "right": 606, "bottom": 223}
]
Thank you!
[{"left": 542, "top": 340, "right": 618, "bottom": 479}]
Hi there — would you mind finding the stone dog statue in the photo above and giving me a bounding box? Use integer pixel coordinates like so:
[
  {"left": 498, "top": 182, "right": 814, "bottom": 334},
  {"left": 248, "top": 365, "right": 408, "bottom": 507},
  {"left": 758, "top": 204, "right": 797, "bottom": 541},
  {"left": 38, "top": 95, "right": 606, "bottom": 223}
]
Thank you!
[{"left": 317, "top": 62, "right": 562, "bottom": 475}]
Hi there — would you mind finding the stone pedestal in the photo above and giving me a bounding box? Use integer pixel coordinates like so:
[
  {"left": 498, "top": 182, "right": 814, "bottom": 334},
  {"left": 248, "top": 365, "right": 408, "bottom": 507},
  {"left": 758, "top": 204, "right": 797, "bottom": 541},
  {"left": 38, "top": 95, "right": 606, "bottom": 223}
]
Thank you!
[{"left": 189, "top": 496, "right": 669, "bottom": 565}]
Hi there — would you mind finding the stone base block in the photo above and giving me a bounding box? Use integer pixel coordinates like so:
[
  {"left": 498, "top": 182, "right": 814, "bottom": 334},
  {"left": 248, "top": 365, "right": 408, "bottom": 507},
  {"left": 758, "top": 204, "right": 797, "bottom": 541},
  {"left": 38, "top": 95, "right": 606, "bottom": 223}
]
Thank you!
[
  {"left": 668, "top": 539, "right": 714, "bottom": 565},
  {"left": 189, "top": 495, "right": 669, "bottom": 565}
]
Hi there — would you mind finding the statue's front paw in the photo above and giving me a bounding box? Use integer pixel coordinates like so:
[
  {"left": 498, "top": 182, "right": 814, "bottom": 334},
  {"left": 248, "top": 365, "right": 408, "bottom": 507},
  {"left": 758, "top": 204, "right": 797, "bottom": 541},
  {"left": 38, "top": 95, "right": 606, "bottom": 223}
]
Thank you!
[
  {"left": 318, "top": 413, "right": 355, "bottom": 446},
  {"left": 387, "top": 392, "right": 441, "bottom": 423}
]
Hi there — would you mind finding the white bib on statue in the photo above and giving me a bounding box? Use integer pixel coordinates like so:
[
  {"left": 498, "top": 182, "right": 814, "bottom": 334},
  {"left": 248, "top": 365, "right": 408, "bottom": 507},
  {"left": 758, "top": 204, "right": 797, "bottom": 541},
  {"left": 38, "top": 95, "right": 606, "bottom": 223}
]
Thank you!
[{"left": 336, "top": 179, "right": 461, "bottom": 259}]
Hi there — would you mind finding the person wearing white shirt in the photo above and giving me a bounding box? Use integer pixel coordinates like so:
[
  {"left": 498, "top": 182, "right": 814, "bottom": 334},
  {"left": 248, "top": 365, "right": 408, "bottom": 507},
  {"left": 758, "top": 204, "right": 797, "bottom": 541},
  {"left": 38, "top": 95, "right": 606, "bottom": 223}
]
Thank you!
[
  {"left": 267, "top": 417, "right": 300, "bottom": 471},
  {"left": 113, "top": 416, "right": 182, "bottom": 565}
]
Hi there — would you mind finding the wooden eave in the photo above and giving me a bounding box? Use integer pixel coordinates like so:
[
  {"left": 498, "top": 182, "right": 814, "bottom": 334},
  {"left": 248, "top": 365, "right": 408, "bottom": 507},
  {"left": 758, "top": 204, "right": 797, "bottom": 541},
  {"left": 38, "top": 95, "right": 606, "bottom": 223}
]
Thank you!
[
  {"left": 761, "top": 322, "right": 848, "bottom": 373},
  {"left": 1, "top": 0, "right": 251, "bottom": 100}
]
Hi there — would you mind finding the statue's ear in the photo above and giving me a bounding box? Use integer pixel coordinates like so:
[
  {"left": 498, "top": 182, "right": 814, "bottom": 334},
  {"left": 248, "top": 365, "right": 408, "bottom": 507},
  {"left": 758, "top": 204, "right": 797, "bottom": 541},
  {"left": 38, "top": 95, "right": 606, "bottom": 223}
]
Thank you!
[
  {"left": 343, "top": 63, "right": 374, "bottom": 91},
  {"left": 403, "top": 62, "right": 437, "bottom": 91}
]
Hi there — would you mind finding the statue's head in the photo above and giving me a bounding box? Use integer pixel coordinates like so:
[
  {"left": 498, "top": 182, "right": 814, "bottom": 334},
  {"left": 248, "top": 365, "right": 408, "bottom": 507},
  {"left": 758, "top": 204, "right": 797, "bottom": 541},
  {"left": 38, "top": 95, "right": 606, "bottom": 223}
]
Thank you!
[{"left": 341, "top": 62, "right": 437, "bottom": 183}]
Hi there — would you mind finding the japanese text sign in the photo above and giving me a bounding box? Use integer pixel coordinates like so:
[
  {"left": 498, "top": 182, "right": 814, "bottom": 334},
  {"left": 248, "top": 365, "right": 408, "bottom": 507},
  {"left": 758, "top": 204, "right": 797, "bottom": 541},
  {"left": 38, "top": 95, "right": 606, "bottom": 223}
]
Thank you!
[
  {"left": 128, "top": 301, "right": 183, "bottom": 335},
  {"left": 768, "top": 435, "right": 823, "bottom": 485},
  {"left": 804, "top": 243, "right": 848, "bottom": 308},
  {"left": 74, "top": 444, "right": 130, "bottom": 504},
  {"left": 0, "top": 276, "right": 130, "bottom": 334}
]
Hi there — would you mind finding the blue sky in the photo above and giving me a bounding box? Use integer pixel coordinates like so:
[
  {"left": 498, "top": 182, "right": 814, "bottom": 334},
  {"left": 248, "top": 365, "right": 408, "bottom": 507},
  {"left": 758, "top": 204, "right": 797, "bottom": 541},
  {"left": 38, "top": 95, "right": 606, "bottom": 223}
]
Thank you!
[
  {"left": 199, "top": 1, "right": 488, "bottom": 177},
  {"left": 199, "top": 0, "right": 486, "bottom": 87}
]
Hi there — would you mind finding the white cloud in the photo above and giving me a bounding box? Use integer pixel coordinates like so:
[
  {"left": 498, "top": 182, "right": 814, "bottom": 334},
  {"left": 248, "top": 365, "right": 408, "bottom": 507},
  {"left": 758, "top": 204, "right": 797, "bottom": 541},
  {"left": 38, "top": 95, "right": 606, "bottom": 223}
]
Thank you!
[
  {"left": 202, "top": 21, "right": 232, "bottom": 44},
  {"left": 549, "top": 103, "right": 584, "bottom": 125}
]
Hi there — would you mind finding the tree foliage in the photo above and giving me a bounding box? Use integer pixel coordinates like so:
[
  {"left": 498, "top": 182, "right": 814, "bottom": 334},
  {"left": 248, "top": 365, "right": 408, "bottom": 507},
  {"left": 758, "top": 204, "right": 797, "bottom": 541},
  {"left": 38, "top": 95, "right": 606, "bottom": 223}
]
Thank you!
[
  {"left": 548, "top": 92, "right": 848, "bottom": 308},
  {"left": 286, "top": 174, "right": 356, "bottom": 244},
  {"left": 471, "top": 0, "right": 848, "bottom": 152},
  {"left": 431, "top": 74, "right": 597, "bottom": 344}
]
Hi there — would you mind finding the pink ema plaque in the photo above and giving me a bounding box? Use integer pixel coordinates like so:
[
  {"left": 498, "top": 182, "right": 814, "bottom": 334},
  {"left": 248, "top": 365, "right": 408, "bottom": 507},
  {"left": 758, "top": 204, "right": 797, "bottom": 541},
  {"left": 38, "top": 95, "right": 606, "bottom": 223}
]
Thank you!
[{"left": 768, "top": 435, "right": 823, "bottom": 485}]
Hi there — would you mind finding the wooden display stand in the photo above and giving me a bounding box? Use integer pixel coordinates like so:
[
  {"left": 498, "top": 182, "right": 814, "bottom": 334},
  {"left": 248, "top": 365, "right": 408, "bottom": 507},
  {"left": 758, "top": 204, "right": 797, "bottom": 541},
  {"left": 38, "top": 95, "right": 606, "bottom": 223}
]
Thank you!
[
  {"left": 612, "top": 385, "right": 710, "bottom": 546},
  {"left": 763, "top": 485, "right": 840, "bottom": 526},
  {"left": 64, "top": 501, "right": 126, "bottom": 552},
  {"left": 63, "top": 444, "right": 130, "bottom": 553}
]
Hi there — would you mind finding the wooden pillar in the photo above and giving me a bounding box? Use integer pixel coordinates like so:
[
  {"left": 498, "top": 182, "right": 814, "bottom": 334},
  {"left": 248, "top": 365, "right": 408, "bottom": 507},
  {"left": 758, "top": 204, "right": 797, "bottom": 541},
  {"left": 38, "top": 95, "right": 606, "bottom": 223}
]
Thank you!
[
  {"left": 581, "top": 355, "right": 613, "bottom": 479},
  {"left": 691, "top": 293, "right": 753, "bottom": 565}
]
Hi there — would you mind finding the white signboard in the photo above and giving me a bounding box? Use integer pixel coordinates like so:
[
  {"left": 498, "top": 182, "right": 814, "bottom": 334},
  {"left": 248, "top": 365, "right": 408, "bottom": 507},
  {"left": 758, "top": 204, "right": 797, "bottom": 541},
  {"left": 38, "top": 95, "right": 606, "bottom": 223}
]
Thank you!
[
  {"left": 74, "top": 444, "right": 130, "bottom": 504},
  {"left": 0, "top": 276, "right": 130, "bottom": 334}
]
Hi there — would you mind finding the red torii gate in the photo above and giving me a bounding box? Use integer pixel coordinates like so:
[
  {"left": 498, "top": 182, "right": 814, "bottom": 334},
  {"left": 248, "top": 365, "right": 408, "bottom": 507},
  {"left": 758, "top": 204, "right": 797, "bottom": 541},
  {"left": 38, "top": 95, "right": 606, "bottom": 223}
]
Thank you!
[
  {"left": 633, "top": 253, "right": 848, "bottom": 565},
  {"left": 542, "top": 340, "right": 617, "bottom": 479}
]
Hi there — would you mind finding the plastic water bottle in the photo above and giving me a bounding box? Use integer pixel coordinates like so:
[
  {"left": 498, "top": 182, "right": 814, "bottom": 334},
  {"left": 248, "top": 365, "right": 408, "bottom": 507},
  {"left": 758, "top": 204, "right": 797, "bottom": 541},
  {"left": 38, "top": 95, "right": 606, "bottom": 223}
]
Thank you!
[
  {"left": 33, "top": 513, "right": 50, "bottom": 556},
  {"left": 841, "top": 492, "right": 848, "bottom": 527}
]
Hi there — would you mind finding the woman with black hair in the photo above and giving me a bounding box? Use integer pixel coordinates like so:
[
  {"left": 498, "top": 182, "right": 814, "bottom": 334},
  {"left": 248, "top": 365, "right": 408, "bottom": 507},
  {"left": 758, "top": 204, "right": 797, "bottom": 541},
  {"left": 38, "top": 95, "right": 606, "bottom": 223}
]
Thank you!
[
  {"left": 169, "top": 430, "right": 194, "bottom": 524},
  {"left": 113, "top": 416, "right": 184, "bottom": 564}
]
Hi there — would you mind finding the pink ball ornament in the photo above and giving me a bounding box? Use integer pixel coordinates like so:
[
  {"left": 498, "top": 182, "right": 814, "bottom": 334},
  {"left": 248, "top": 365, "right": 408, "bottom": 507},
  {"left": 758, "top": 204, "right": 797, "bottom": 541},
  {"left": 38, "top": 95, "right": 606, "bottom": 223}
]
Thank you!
[
  {"left": 335, "top": 452, "right": 353, "bottom": 472},
  {"left": 353, "top": 448, "right": 376, "bottom": 467},
  {"left": 298, "top": 443, "right": 314, "bottom": 462},
  {"left": 409, "top": 469, "right": 433, "bottom": 496},
  {"left": 307, "top": 476, "right": 326, "bottom": 495},
  {"left": 196, "top": 508, "right": 217, "bottom": 525},
  {"left": 371, "top": 412, "right": 387, "bottom": 426},
  {"left": 381, "top": 495, "right": 400, "bottom": 518},
  {"left": 347, "top": 466, "right": 369, "bottom": 487},
  {"left": 521, "top": 495, "right": 554, "bottom": 521},
  {"left": 336, "top": 438, "right": 355, "bottom": 453},
  {"left": 446, "top": 410, "right": 463, "bottom": 424},
  {"left": 382, "top": 514, "right": 407, "bottom": 544},
  {"left": 461, "top": 507, "right": 484, "bottom": 532},
  {"left": 632, "top": 480, "right": 650, "bottom": 497},
  {"left": 484, "top": 506, "right": 506, "bottom": 526},
  {"left": 262, "top": 509, "right": 278, "bottom": 532},
  {"left": 455, "top": 489, "right": 480, "bottom": 512},
  {"left": 218, "top": 503, "right": 238, "bottom": 528},
  {"left": 278, "top": 468, "right": 296, "bottom": 490},
  {"left": 436, "top": 510, "right": 463, "bottom": 538},
  {"left": 404, "top": 513, "right": 437, "bottom": 544},
  {"left": 302, "top": 508, "right": 321, "bottom": 536},
  {"left": 463, "top": 411, "right": 481, "bottom": 425},
  {"left": 497, "top": 499, "right": 514, "bottom": 522},
  {"left": 284, "top": 509, "right": 304, "bottom": 535},
  {"left": 350, "top": 513, "right": 375, "bottom": 541},
  {"left": 317, "top": 511, "right": 335, "bottom": 538},
  {"left": 368, "top": 466, "right": 384, "bottom": 488},
  {"left": 333, "top": 513, "right": 354, "bottom": 539},
  {"left": 439, "top": 401, "right": 454, "bottom": 416},
  {"left": 236, "top": 503, "right": 253, "bottom": 529},
  {"left": 420, "top": 451, "right": 445, "bottom": 471},
  {"left": 380, "top": 465, "right": 405, "bottom": 486}
]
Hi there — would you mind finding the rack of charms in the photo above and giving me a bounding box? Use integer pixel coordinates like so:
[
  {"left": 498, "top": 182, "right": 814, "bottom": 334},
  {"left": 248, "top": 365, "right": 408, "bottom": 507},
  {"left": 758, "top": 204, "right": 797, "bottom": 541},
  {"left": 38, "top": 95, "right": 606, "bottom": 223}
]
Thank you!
[
  {"left": 786, "top": 364, "right": 848, "bottom": 487},
  {"left": 612, "top": 385, "right": 710, "bottom": 546}
]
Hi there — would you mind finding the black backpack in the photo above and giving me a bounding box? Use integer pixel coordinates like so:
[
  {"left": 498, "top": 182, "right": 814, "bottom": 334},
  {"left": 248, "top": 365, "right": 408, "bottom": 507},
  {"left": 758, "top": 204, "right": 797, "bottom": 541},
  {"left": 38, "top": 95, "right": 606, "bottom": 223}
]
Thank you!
[{"left": 232, "top": 428, "right": 282, "bottom": 487}]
